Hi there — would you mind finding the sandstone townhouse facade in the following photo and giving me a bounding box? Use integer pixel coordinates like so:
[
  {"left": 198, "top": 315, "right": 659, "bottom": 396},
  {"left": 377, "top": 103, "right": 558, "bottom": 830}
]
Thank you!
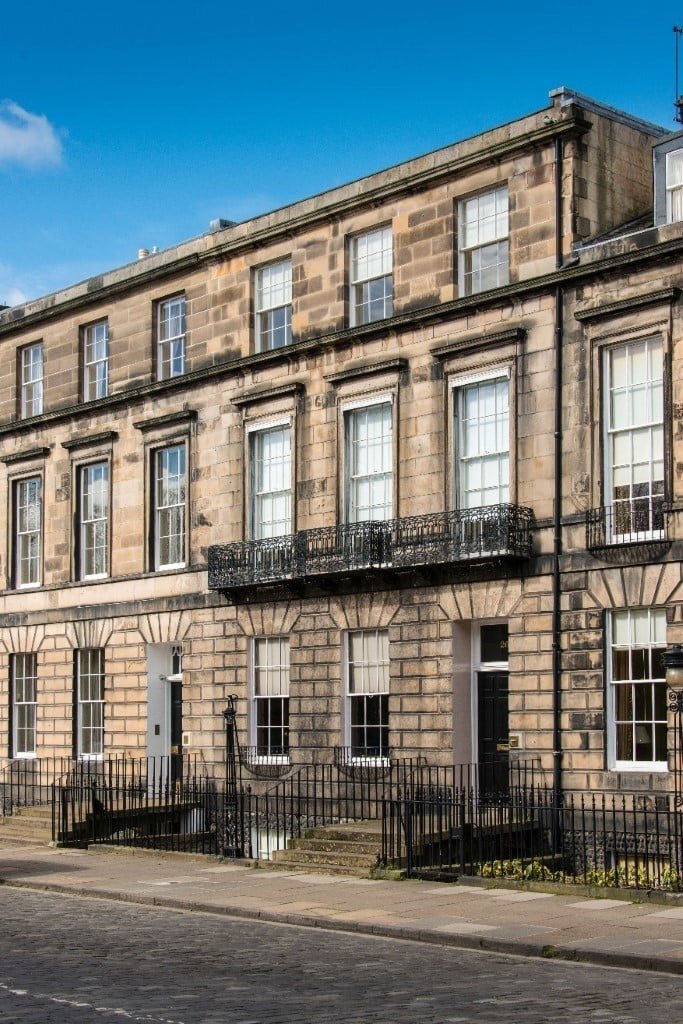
[{"left": 1, "top": 87, "right": 682, "bottom": 800}]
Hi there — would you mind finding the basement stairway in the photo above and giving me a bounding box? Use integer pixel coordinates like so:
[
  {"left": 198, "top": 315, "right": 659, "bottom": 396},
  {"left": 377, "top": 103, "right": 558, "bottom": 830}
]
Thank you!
[
  {"left": 268, "top": 820, "right": 382, "bottom": 876},
  {"left": 0, "top": 805, "right": 53, "bottom": 847}
]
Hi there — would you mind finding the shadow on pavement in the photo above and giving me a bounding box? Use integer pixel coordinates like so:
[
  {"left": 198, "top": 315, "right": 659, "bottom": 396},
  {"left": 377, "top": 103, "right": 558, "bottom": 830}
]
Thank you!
[{"left": 0, "top": 852, "right": 86, "bottom": 880}]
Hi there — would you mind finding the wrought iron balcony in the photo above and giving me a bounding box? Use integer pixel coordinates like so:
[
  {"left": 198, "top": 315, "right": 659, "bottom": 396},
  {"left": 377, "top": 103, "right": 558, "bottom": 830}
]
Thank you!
[
  {"left": 586, "top": 499, "right": 671, "bottom": 551},
  {"left": 208, "top": 504, "right": 533, "bottom": 591}
]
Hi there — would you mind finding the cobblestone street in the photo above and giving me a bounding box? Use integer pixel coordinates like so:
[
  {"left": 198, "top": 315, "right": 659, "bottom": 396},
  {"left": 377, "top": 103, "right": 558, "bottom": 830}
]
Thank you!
[{"left": 0, "top": 887, "right": 680, "bottom": 1024}]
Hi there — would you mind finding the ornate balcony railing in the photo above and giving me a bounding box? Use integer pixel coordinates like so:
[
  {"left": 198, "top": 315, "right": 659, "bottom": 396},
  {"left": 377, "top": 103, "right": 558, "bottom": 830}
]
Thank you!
[
  {"left": 586, "top": 499, "right": 670, "bottom": 551},
  {"left": 208, "top": 504, "right": 533, "bottom": 591}
]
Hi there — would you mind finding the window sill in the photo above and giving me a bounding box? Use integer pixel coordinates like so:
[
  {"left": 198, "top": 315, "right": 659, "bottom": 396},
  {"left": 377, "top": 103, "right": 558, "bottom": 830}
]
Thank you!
[
  {"left": 613, "top": 763, "right": 669, "bottom": 774},
  {"left": 348, "top": 755, "right": 390, "bottom": 767}
]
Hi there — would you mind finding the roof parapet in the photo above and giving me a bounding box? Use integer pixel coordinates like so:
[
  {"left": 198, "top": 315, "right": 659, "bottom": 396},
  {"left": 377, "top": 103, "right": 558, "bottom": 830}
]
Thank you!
[{"left": 549, "top": 86, "right": 667, "bottom": 137}]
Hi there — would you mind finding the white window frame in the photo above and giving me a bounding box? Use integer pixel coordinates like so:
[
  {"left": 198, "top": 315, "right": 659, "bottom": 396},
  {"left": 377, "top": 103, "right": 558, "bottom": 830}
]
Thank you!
[
  {"left": 255, "top": 259, "right": 292, "bottom": 352},
  {"left": 153, "top": 444, "right": 186, "bottom": 570},
  {"left": 603, "top": 338, "right": 664, "bottom": 543},
  {"left": 350, "top": 226, "right": 393, "bottom": 326},
  {"left": 458, "top": 186, "right": 509, "bottom": 296},
  {"left": 20, "top": 342, "right": 43, "bottom": 418},
  {"left": 14, "top": 476, "right": 42, "bottom": 589},
  {"left": 79, "top": 462, "right": 109, "bottom": 580},
  {"left": 607, "top": 609, "right": 668, "bottom": 773},
  {"left": 83, "top": 321, "right": 109, "bottom": 401},
  {"left": 451, "top": 367, "right": 510, "bottom": 510},
  {"left": 666, "top": 149, "right": 683, "bottom": 223},
  {"left": 344, "top": 398, "right": 394, "bottom": 523},
  {"left": 251, "top": 637, "right": 290, "bottom": 763},
  {"left": 76, "top": 648, "right": 105, "bottom": 761},
  {"left": 12, "top": 653, "right": 37, "bottom": 759},
  {"left": 157, "top": 295, "right": 186, "bottom": 380},
  {"left": 345, "top": 629, "right": 390, "bottom": 763},
  {"left": 247, "top": 419, "right": 292, "bottom": 540}
]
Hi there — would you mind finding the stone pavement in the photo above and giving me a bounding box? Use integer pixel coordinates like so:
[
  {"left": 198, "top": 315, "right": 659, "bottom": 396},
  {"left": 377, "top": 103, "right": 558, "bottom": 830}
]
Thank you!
[{"left": 2, "top": 841, "right": 683, "bottom": 976}]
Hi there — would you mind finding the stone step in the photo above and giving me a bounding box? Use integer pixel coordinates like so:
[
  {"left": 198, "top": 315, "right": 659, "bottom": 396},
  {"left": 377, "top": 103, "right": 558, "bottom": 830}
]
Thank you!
[
  {"left": 12, "top": 804, "right": 53, "bottom": 821},
  {"left": 271, "top": 847, "right": 377, "bottom": 870},
  {"left": 0, "top": 820, "right": 52, "bottom": 838},
  {"left": 0, "top": 820, "right": 52, "bottom": 845},
  {"left": 300, "top": 825, "right": 382, "bottom": 843},
  {"left": 0, "top": 832, "right": 49, "bottom": 848},
  {"left": 287, "top": 836, "right": 379, "bottom": 855}
]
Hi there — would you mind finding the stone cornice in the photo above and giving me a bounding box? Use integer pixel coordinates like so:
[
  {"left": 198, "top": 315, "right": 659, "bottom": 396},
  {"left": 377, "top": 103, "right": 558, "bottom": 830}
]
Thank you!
[
  {"left": 324, "top": 357, "right": 408, "bottom": 384},
  {"left": 0, "top": 117, "right": 590, "bottom": 336},
  {"left": 574, "top": 287, "right": 681, "bottom": 322},
  {"left": 231, "top": 382, "right": 305, "bottom": 407},
  {"left": 61, "top": 430, "right": 118, "bottom": 451},
  {"left": 431, "top": 328, "right": 526, "bottom": 360},
  {"left": 133, "top": 410, "right": 197, "bottom": 432},
  {"left": 0, "top": 445, "right": 51, "bottom": 465},
  {"left": 1, "top": 233, "right": 683, "bottom": 441}
]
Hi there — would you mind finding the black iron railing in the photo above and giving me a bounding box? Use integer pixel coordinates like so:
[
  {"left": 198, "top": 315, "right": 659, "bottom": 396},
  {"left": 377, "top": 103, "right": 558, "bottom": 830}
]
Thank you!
[
  {"left": 239, "top": 746, "right": 292, "bottom": 780},
  {"left": 1, "top": 756, "right": 73, "bottom": 815},
  {"left": 381, "top": 785, "right": 683, "bottom": 891},
  {"left": 51, "top": 754, "right": 214, "bottom": 851},
  {"left": 208, "top": 504, "right": 533, "bottom": 589},
  {"left": 586, "top": 499, "right": 670, "bottom": 550},
  {"left": 2, "top": 753, "right": 205, "bottom": 819}
]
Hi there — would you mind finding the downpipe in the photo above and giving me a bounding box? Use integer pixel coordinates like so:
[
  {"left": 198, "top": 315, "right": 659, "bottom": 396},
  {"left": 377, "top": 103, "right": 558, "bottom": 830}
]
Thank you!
[{"left": 552, "top": 135, "right": 564, "bottom": 809}]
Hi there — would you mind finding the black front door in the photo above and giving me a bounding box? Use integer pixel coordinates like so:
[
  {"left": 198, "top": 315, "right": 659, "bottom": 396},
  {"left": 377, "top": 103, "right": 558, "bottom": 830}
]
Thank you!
[
  {"left": 477, "top": 671, "right": 509, "bottom": 795},
  {"left": 170, "top": 679, "right": 183, "bottom": 782}
]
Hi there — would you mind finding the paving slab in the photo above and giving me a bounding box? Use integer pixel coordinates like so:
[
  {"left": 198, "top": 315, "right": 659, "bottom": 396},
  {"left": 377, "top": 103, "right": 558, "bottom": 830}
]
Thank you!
[{"left": 2, "top": 841, "right": 683, "bottom": 975}]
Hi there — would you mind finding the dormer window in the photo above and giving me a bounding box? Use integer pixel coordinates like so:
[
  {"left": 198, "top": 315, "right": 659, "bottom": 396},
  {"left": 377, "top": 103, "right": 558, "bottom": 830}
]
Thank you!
[{"left": 666, "top": 150, "right": 683, "bottom": 222}]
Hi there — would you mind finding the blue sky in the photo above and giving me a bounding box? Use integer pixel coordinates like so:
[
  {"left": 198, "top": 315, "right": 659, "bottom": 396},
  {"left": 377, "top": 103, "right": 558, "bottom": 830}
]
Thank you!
[{"left": 1, "top": 2, "right": 680, "bottom": 306}]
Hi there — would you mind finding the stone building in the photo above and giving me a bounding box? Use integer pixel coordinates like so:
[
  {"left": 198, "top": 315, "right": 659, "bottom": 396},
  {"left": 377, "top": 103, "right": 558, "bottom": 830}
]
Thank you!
[{"left": 0, "top": 86, "right": 680, "bottom": 799}]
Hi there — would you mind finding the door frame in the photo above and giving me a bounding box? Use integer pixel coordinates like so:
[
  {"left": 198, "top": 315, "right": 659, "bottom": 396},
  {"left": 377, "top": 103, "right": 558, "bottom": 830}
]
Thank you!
[
  {"left": 146, "top": 643, "right": 183, "bottom": 764},
  {"left": 470, "top": 620, "right": 509, "bottom": 775}
]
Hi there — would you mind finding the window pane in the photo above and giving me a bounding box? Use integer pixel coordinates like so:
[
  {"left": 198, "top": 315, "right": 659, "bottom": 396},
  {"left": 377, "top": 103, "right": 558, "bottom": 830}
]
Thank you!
[
  {"left": 253, "top": 637, "right": 290, "bottom": 756},
  {"left": 606, "top": 340, "right": 664, "bottom": 540},
  {"left": 81, "top": 462, "right": 109, "bottom": 578},
  {"left": 157, "top": 296, "right": 186, "bottom": 379},
  {"left": 347, "top": 404, "right": 392, "bottom": 522},
  {"left": 251, "top": 426, "right": 292, "bottom": 539},
  {"left": 457, "top": 377, "right": 509, "bottom": 508},
  {"left": 460, "top": 188, "right": 509, "bottom": 295},
  {"left": 13, "top": 653, "right": 37, "bottom": 756},
  {"left": 16, "top": 477, "right": 42, "bottom": 587},
  {"left": 155, "top": 446, "right": 186, "bottom": 567},
  {"left": 84, "top": 322, "right": 109, "bottom": 400},
  {"left": 610, "top": 609, "right": 666, "bottom": 767},
  {"left": 351, "top": 228, "right": 393, "bottom": 324},
  {"left": 78, "top": 649, "right": 104, "bottom": 758},
  {"left": 256, "top": 260, "right": 292, "bottom": 350}
]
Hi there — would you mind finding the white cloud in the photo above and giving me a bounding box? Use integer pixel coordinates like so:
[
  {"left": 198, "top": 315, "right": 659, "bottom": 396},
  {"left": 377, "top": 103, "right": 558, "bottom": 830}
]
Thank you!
[
  {"left": 2, "top": 286, "right": 27, "bottom": 307},
  {"left": 0, "top": 101, "right": 62, "bottom": 168}
]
